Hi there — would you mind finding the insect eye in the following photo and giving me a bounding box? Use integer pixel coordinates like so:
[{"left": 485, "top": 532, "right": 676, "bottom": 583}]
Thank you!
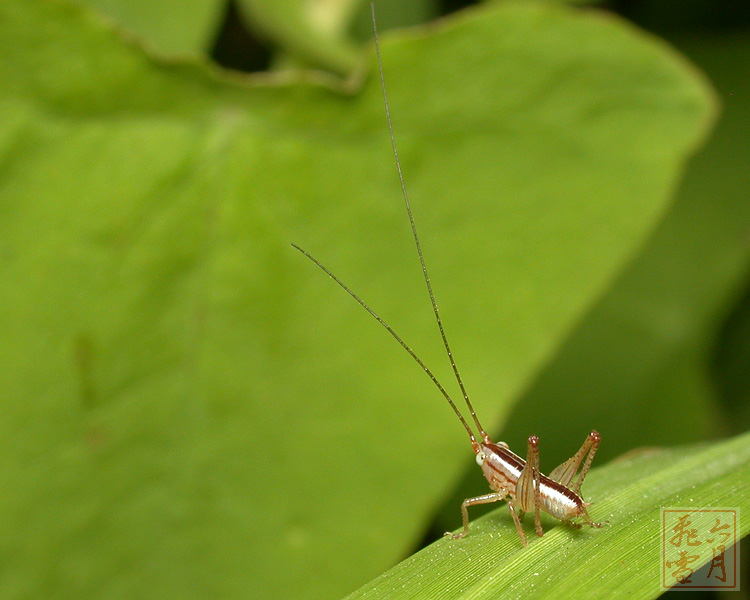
[{"left": 475, "top": 451, "right": 486, "bottom": 466}]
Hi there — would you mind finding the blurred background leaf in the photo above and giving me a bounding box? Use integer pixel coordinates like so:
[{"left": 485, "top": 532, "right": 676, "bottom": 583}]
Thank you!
[
  {"left": 492, "top": 31, "right": 750, "bottom": 474},
  {"left": 75, "top": 0, "right": 226, "bottom": 56},
  {"left": 1, "top": 1, "right": 745, "bottom": 599}
]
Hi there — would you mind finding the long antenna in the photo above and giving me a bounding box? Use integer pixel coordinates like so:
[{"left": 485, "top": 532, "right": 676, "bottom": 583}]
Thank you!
[
  {"left": 370, "top": 4, "right": 488, "bottom": 442},
  {"left": 291, "top": 243, "right": 480, "bottom": 451}
]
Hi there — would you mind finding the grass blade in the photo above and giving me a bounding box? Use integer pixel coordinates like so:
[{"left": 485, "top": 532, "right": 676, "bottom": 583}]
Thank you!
[{"left": 346, "top": 430, "right": 750, "bottom": 599}]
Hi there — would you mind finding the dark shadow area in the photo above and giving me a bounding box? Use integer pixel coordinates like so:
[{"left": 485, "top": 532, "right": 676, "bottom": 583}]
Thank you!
[{"left": 210, "top": 0, "right": 272, "bottom": 73}]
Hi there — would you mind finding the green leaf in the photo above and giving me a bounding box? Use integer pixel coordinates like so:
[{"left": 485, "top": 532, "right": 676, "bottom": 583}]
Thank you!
[
  {"left": 0, "top": 1, "right": 715, "bottom": 598},
  {"left": 75, "top": 0, "right": 226, "bottom": 57},
  {"left": 237, "top": 0, "right": 361, "bottom": 74},
  {"left": 346, "top": 431, "right": 750, "bottom": 599},
  {"left": 485, "top": 30, "right": 750, "bottom": 489}
]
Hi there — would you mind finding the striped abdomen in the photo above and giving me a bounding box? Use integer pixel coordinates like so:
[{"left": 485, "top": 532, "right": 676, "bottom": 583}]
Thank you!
[{"left": 480, "top": 442, "right": 584, "bottom": 521}]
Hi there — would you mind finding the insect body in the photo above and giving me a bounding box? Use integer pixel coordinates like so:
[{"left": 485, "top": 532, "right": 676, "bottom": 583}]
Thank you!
[
  {"left": 292, "top": 4, "right": 604, "bottom": 547},
  {"left": 459, "top": 432, "right": 603, "bottom": 546}
]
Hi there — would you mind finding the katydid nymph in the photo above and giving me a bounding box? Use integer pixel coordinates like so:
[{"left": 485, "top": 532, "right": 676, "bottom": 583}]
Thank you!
[{"left": 292, "top": 4, "right": 604, "bottom": 547}]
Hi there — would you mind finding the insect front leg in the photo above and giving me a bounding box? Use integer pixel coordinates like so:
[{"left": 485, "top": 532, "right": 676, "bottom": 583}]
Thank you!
[
  {"left": 445, "top": 492, "right": 504, "bottom": 540},
  {"left": 515, "top": 435, "right": 543, "bottom": 537},
  {"left": 548, "top": 430, "right": 600, "bottom": 494}
]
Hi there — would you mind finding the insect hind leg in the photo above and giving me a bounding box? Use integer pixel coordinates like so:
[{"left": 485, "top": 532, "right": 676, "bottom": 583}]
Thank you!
[
  {"left": 580, "top": 503, "right": 607, "bottom": 529},
  {"left": 549, "top": 430, "right": 600, "bottom": 495},
  {"left": 515, "top": 435, "right": 543, "bottom": 538}
]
